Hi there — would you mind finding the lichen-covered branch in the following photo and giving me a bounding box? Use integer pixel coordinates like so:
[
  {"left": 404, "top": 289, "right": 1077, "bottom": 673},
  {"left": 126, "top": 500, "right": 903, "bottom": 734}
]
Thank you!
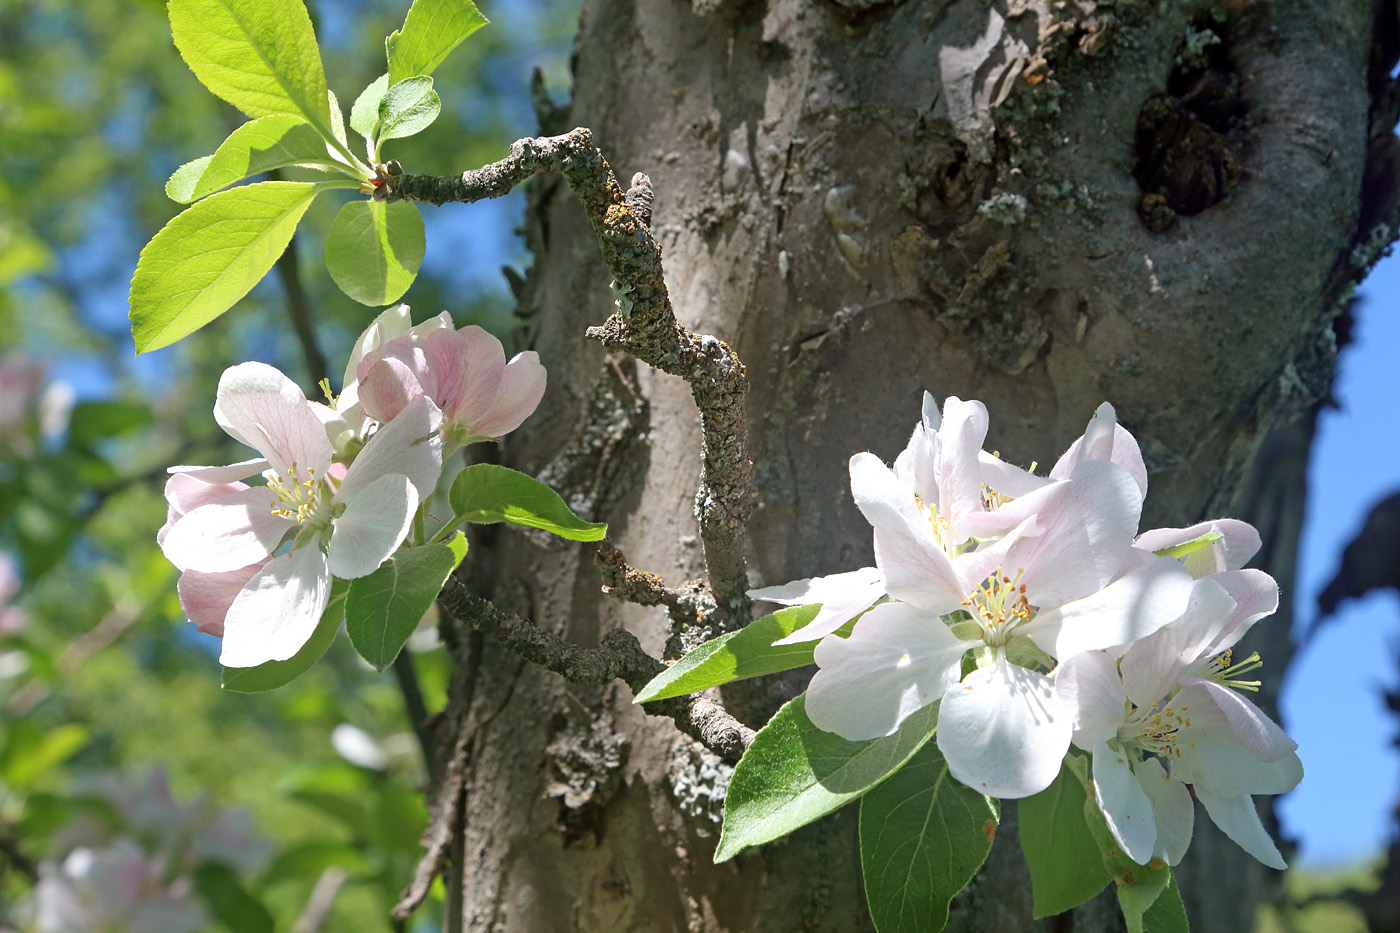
[
  {"left": 436, "top": 577, "right": 753, "bottom": 760},
  {"left": 385, "top": 129, "right": 754, "bottom": 621}
]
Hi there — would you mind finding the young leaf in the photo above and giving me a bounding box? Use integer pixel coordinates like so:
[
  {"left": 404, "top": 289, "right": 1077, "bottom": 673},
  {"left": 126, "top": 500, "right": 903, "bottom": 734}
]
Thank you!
[
  {"left": 168, "top": 0, "right": 332, "bottom": 131},
  {"left": 715, "top": 696, "right": 939, "bottom": 863},
  {"left": 386, "top": 0, "right": 489, "bottom": 86},
  {"left": 1019, "top": 760, "right": 1113, "bottom": 917},
  {"left": 859, "top": 742, "right": 999, "bottom": 933},
  {"left": 325, "top": 199, "right": 425, "bottom": 306},
  {"left": 1141, "top": 872, "right": 1189, "bottom": 933},
  {"left": 345, "top": 542, "right": 461, "bottom": 671},
  {"left": 222, "top": 579, "right": 347, "bottom": 693},
  {"left": 350, "top": 74, "right": 390, "bottom": 150},
  {"left": 130, "top": 181, "right": 330, "bottom": 353},
  {"left": 166, "top": 115, "right": 342, "bottom": 203},
  {"left": 634, "top": 605, "right": 823, "bottom": 703},
  {"left": 376, "top": 76, "right": 441, "bottom": 143},
  {"left": 449, "top": 464, "right": 606, "bottom": 541},
  {"left": 326, "top": 89, "right": 352, "bottom": 163},
  {"left": 1152, "top": 531, "right": 1224, "bottom": 561}
]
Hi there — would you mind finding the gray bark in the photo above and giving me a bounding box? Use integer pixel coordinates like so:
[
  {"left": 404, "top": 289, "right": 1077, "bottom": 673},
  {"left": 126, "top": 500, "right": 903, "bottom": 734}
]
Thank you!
[{"left": 444, "top": 0, "right": 1386, "bottom": 930}]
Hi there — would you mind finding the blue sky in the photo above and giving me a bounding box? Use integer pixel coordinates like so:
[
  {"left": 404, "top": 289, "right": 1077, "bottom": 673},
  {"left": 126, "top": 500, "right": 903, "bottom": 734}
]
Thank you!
[{"left": 1277, "top": 260, "right": 1400, "bottom": 866}]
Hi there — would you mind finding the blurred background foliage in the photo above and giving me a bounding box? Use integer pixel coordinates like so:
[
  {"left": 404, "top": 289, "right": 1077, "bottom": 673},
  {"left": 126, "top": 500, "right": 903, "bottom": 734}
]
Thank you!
[{"left": 0, "top": 0, "right": 574, "bottom": 928}]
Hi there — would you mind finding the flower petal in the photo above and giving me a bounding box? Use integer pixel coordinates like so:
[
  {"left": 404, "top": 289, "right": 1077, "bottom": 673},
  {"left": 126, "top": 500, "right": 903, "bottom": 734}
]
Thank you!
[
  {"left": 1136, "top": 758, "right": 1194, "bottom": 865},
  {"left": 167, "top": 459, "right": 269, "bottom": 484},
  {"left": 806, "top": 602, "right": 970, "bottom": 740},
  {"left": 750, "top": 566, "right": 885, "bottom": 644},
  {"left": 219, "top": 546, "right": 332, "bottom": 667},
  {"left": 1026, "top": 557, "right": 1195, "bottom": 660},
  {"left": 937, "top": 654, "right": 1071, "bottom": 798},
  {"left": 849, "top": 452, "right": 965, "bottom": 614},
  {"left": 176, "top": 560, "right": 270, "bottom": 636},
  {"left": 1092, "top": 739, "right": 1157, "bottom": 865},
  {"left": 1048, "top": 403, "right": 1148, "bottom": 499},
  {"left": 1178, "top": 680, "right": 1298, "bottom": 763},
  {"left": 468, "top": 351, "right": 547, "bottom": 439},
  {"left": 343, "top": 304, "right": 412, "bottom": 395},
  {"left": 1117, "top": 576, "right": 1236, "bottom": 707},
  {"left": 160, "top": 486, "right": 294, "bottom": 573},
  {"left": 159, "top": 474, "right": 250, "bottom": 545},
  {"left": 1172, "top": 709, "right": 1304, "bottom": 798},
  {"left": 329, "top": 473, "right": 417, "bottom": 579},
  {"left": 1054, "top": 650, "right": 1128, "bottom": 748},
  {"left": 1135, "top": 519, "right": 1261, "bottom": 576},
  {"left": 213, "top": 362, "right": 333, "bottom": 476},
  {"left": 358, "top": 356, "right": 426, "bottom": 424},
  {"left": 1208, "top": 568, "right": 1279, "bottom": 654},
  {"left": 935, "top": 396, "right": 990, "bottom": 535},
  {"left": 339, "top": 395, "right": 443, "bottom": 503},
  {"left": 1192, "top": 787, "right": 1289, "bottom": 870},
  {"left": 977, "top": 450, "right": 1051, "bottom": 498},
  {"left": 428, "top": 325, "right": 506, "bottom": 427}
]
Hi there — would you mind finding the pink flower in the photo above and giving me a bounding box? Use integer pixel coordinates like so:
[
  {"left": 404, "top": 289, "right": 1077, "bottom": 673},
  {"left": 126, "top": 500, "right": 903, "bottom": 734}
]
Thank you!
[{"left": 357, "top": 323, "right": 546, "bottom": 449}]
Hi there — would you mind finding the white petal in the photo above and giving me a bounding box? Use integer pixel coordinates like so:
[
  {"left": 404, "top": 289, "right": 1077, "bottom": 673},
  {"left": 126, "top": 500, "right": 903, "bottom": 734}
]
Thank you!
[
  {"left": 1192, "top": 788, "right": 1289, "bottom": 870},
  {"left": 1208, "top": 569, "right": 1279, "bottom": 654},
  {"left": 1092, "top": 739, "right": 1157, "bottom": 865},
  {"left": 1179, "top": 680, "right": 1297, "bottom": 763},
  {"left": 1049, "top": 407, "right": 1148, "bottom": 499},
  {"left": 339, "top": 395, "right": 443, "bottom": 502},
  {"left": 806, "top": 602, "right": 969, "bottom": 740},
  {"left": 167, "top": 459, "right": 269, "bottom": 484},
  {"left": 749, "top": 567, "right": 885, "bottom": 644},
  {"left": 1117, "top": 576, "right": 1236, "bottom": 707},
  {"left": 214, "top": 362, "right": 333, "bottom": 476},
  {"left": 849, "top": 453, "right": 965, "bottom": 614},
  {"left": 977, "top": 450, "right": 1051, "bottom": 498},
  {"left": 934, "top": 396, "right": 990, "bottom": 534},
  {"left": 1136, "top": 758, "right": 1194, "bottom": 865},
  {"left": 343, "top": 304, "right": 412, "bottom": 393},
  {"left": 220, "top": 546, "right": 332, "bottom": 667},
  {"left": 1027, "top": 557, "right": 1195, "bottom": 660},
  {"left": 1135, "top": 519, "right": 1261, "bottom": 576},
  {"left": 329, "top": 473, "right": 417, "bottom": 579},
  {"left": 937, "top": 654, "right": 1071, "bottom": 798},
  {"left": 1172, "top": 712, "right": 1304, "bottom": 798},
  {"left": 160, "top": 486, "right": 294, "bottom": 573},
  {"left": 1054, "top": 650, "right": 1127, "bottom": 748}
]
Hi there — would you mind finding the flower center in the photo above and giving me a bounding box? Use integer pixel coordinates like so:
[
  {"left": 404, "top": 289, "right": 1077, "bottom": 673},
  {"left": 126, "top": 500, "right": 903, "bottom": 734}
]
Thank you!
[
  {"left": 1123, "top": 701, "right": 1192, "bottom": 759},
  {"left": 960, "top": 568, "right": 1032, "bottom": 646},
  {"left": 266, "top": 462, "right": 330, "bottom": 527}
]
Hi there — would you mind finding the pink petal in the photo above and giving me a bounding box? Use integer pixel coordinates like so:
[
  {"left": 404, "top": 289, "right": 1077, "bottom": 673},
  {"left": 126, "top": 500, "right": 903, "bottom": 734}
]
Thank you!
[
  {"left": 160, "top": 486, "right": 294, "bottom": 573},
  {"left": 176, "top": 560, "right": 270, "bottom": 636},
  {"left": 213, "top": 362, "right": 333, "bottom": 477},
  {"left": 159, "top": 474, "right": 250, "bottom": 545},
  {"left": 937, "top": 654, "right": 1071, "bottom": 798},
  {"left": 431, "top": 326, "right": 506, "bottom": 427},
  {"left": 343, "top": 304, "right": 412, "bottom": 394},
  {"left": 358, "top": 357, "right": 426, "bottom": 423},
  {"left": 328, "top": 473, "right": 417, "bottom": 579},
  {"left": 219, "top": 546, "right": 332, "bottom": 668},
  {"left": 467, "top": 351, "right": 547, "bottom": 439}
]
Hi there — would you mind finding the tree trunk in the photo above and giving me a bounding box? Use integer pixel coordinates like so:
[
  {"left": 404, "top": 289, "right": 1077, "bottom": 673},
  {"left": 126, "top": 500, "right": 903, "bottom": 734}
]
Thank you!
[{"left": 446, "top": 0, "right": 1386, "bottom": 930}]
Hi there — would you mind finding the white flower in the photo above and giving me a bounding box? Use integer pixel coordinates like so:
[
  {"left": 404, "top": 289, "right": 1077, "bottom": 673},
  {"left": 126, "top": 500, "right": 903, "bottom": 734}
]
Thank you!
[
  {"left": 160, "top": 362, "right": 441, "bottom": 667},
  {"left": 1056, "top": 575, "right": 1300, "bottom": 868}
]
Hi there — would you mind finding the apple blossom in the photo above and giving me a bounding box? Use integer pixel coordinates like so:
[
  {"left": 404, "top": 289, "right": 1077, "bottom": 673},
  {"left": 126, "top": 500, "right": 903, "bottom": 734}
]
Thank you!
[
  {"left": 34, "top": 841, "right": 207, "bottom": 933},
  {"left": 159, "top": 362, "right": 442, "bottom": 667},
  {"left": 1056, "top": 575, "right": 1300, "bottom": 868},
  {"left": 356, "top": 321, "right": 546, "bottom": 450}
]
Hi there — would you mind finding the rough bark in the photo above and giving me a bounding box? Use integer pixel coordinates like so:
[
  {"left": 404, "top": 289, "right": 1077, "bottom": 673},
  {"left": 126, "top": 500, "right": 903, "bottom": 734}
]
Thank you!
[{"left": 436, "top": 0, "right": 1389, "bottom": 930}]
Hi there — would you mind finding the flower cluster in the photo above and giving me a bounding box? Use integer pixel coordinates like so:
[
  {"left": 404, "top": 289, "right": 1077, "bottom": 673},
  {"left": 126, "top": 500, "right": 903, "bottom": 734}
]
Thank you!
[
  {"left": 753, "top": 393, "right": 1300, "bottom": 868},
  {"left": 158, "top": 307, "right": 545, "bottom": 668}
]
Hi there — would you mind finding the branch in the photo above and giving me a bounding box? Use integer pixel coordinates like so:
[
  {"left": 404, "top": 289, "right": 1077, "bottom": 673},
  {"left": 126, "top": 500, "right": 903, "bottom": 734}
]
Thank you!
[
  {"left": 436, "top": 577, "right": 753, "bottom": 760},
  {"left": 385, "top": 129, "right": 754, "bottom": 622}
]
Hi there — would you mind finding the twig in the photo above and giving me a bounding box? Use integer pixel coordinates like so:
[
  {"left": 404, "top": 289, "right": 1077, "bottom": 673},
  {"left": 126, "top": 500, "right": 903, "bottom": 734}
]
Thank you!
[
  {"left": 386, "top": 129, "right": 754, "bottom": 622},
  {"left": 392, "top": 651, "right": 435, "bottom": 767},
  {"left": 436, "top": 577, "right": 753, "bottom": 760},
  {"left": 292, "top": 867, "right": 347, "bottom": 933}
]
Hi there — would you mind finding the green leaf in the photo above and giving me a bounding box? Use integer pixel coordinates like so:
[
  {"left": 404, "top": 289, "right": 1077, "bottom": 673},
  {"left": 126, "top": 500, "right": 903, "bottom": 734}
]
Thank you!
[
  {"left": 634, "top": 605, "right": 824, "bottom": 703},
  {"left": 1141, "top": 872, "right": 1189, "bottom": 933},
  {"left": 192, "top": 863, "right": 274, "bottom": 933},
  {"left": 1152, "top": 531, "right": 1224, "bottom": 561},
  {"left": 130, "top": 180, "right": 326, "bottom": 353},
  {"left": 715, "top": 696, "right": 939, "bottom": 863},
  {"left": 166, "top": 115, "right": 342, "bottom": 203},
  {"left": 350, "top": 73, "right": 390, "bottom": 149},
  {"left": 345, "top": 543, "right": 458, "bottom": 671},
  {"left": 449, "top": 464, "right": 606, "bottom": 541},
  {"left": 376, "top": 76, "right": 441, "bottom": 143},
  {"left": 325, "top": 199, "right": 425, "bottom": 306},
  {"left": 222, "top": 580, "right": 347, "bottom": 693},
  {"left": 0, "top": 722, "right": 88, "bottom": 788},
  {"left": 1019, "top": 760, "right": 1113, "bottom": 917},
  {"left": 859, "top": 742, "right": 999, "bottom": 933},
  {"left": 168, "top": 0, "right": 332, "bottom": 133},
  {"left": 386, "top": 0, "right": 489, "bottom": 86}
]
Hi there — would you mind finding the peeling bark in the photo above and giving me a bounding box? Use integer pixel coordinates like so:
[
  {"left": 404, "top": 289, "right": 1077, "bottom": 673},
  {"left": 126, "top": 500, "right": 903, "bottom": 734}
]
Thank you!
[{"left": 437, "top": 0, "right": 1391, "bottom": 930}]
